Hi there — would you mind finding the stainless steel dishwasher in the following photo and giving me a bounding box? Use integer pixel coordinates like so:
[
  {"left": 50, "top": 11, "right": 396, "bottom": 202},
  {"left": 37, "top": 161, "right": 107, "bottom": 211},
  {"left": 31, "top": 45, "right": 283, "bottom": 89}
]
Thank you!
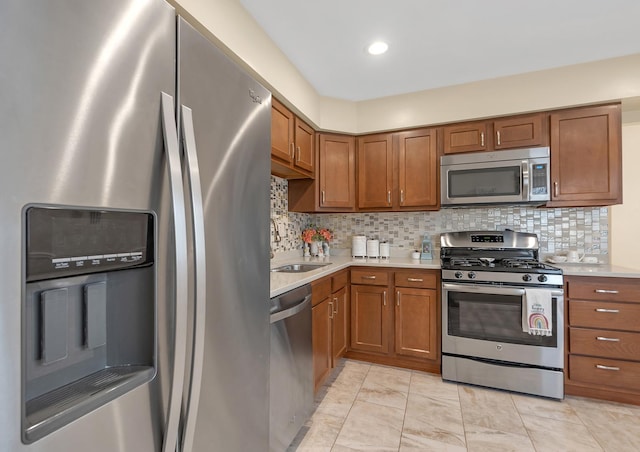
[{"left": 269, "top": 284, "right": 313, "bottom": 452}]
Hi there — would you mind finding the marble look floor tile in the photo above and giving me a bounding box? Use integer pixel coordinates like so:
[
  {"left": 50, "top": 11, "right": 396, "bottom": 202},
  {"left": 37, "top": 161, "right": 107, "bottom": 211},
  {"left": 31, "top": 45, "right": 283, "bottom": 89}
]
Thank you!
[
  {"left": 401, "top": 392, "right": 466, "bottom": 449},
  {"left": 521, "top": 413, "right": 603, "bottom": 451},
  {"left": 458, "top": 385, "right": 527, "bottom": 436},
  {"left": 400, "top": 435, "right": 467, "bottom": 451},
  {"left": 357, "top": 378, "right": 408, "bottom": 411},
  {"left": 511, "top": 393, "right": 584, "bottom": 424},
  {"left": 464, "top": 425, "right": 535, "bottom": 452},
  {"left": 314, "top": 384, "right": 361, "bottom": 419},
  {"left": 409, "top": 371, "right": 460, "bottom": 403},
  {"left": 333, "top": 400, "right": 404, "bottom": 451},
  {"left": 288, "top": 413, "right": 344, "bottom": 452},
  {"left": 570, "top": 401, "right": 640, "bottom": 452},
  {"left": 566, "top": 395, "right": 640, "bottom": 417},
  {"left": 364, "top": 364, "right": 412, "bottom": 394}
]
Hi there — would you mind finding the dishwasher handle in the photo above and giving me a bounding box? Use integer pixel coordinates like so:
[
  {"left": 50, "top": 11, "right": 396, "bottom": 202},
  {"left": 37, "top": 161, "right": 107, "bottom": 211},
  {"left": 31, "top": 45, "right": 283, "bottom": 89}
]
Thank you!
[{"left": 270, "top": 294, "right": 312, "bottom": 324}]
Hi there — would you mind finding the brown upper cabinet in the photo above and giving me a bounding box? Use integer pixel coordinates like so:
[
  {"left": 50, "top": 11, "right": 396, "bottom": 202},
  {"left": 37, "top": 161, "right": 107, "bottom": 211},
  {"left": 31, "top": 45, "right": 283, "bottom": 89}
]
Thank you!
[
  {"left": 288, "top": 133, "right": 356, "bottom": 212},
  {"left": 270, "top": 98, "right": 315, "bottom": 179},
  {"left": 396, "top": 128, "right": 438, "bottom": 210},
  {"left": 443, "top": 113, "right": 547, "bottom": 154},
  {"left": 548, "top": 104, "right": 622, "bottom": 207},
  {"left": 357, "top": 133, "right": 394, "bottom": 209},
  {"left": 357, "top": 128, "right": 439, "bottom": 211}
]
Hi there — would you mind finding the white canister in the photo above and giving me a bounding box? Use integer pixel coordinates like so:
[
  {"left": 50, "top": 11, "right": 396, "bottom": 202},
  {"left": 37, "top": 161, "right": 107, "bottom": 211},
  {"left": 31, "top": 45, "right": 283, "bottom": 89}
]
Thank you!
[
  {"left": 352, "top": 235, "right": 367, "bottom": 258},
  {"left": 366, "top": 239, "right": 380, "bottom": 258},
  {"left": 379, "top": 241, "right": 390, "bottom": 258}
]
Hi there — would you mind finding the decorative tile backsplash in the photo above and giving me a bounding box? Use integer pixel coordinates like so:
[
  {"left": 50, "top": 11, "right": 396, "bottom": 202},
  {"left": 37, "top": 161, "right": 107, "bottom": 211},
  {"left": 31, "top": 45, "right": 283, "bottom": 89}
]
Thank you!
[{"left": 270, "top": 176, "right": 609, "bottom": 259}]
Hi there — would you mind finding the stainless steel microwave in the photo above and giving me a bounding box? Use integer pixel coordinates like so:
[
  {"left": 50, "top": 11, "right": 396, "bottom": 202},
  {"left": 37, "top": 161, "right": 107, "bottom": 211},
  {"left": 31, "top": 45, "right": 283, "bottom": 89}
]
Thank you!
[{"left": 440, "top": 147, "right": 550, "bottom": 207}]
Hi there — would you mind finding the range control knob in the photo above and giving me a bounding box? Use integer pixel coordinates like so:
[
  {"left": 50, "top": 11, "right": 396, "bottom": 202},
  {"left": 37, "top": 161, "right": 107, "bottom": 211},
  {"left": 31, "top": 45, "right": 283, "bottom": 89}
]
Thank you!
[
  {"left": 454, "top": 271, "right": 463, "bottom": 279},
  {"left": 522, "top": 274, "right": 532, "bottom": 282},
  {"left": 538, "top": 274, "right": 548, "bottom": 283},
  {"left": 468, "top": 271, "right": 477, "bottom": 279}
]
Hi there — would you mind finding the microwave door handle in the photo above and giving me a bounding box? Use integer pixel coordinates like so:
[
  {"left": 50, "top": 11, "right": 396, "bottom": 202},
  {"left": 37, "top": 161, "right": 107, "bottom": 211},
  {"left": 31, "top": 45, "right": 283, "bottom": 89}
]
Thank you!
[{"left": 522, "top": 161, "right": 530, "bottom": 201}]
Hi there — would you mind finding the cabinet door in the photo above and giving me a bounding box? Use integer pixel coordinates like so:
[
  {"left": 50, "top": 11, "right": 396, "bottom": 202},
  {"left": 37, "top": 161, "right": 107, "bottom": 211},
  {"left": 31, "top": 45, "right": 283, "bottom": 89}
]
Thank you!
[
  {"left": 319, "top": 134, "right": 356, "bottom": 208},
  {"left": 549, "top": 104, "right": 621, "bottom": 206},
  {"left": 494, "top": 114, "right": 544, "bottom": 149},
  {"left": 294, "top": 117, "right": 314, "bottom": 175},
  {"left": 271, "top": 98, "right": 294, "bottom": 164},
  {"left": 394, "top": 287, "right": 437, "bottom": 360},
  {"left": 312, "top": 297, "right": 332, "bottom": 392},
  {"left": 443, "top": 121, "right": 488, "bottom": 154},
  {"left": 396, "top": 128, "right": 438, "bottom": 209},
  {"left": 350, "top": 285, "right": 390, "bottom": 354},
  {"left": 357, "top": 133, "right": 393, "bottom": 209},
  {"left": 331, "top": 286, "right": 348, "bottom": 366}
]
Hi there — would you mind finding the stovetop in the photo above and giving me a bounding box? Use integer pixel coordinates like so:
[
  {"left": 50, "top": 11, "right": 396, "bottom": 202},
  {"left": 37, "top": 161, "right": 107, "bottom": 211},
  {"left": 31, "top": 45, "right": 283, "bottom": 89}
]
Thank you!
[{"left": 440, "top": 230, "right": 563, "bottom": 287}]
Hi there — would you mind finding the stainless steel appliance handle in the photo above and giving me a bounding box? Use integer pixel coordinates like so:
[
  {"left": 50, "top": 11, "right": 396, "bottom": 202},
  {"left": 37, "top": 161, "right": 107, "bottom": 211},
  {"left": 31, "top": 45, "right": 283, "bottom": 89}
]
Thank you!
[
  {"left": 442, "top": 282, "right": 564, "bottom": 298},
  {"left": 270, "top": 294, "right": 312, "bottom": 324},
  {"left": 160, "top": 92, "right": 188, "bottom": 452},
  {"left": 179, "top": 105, "right": 207, "bottom": 452},
  {"left": 522, "top": 161, "right": 530, "bottom": 202}
]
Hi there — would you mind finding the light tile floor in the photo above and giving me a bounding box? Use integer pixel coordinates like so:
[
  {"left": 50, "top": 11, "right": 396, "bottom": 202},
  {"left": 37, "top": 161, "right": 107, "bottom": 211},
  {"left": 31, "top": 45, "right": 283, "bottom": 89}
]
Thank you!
[{"left": 289, "top": 359, "right": 640, "bottom": 452}]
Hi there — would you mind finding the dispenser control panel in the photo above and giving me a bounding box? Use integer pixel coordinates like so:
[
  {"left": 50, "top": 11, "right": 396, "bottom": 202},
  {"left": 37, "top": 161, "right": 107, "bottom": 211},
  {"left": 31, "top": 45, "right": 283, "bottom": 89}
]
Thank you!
[{"left": 25, "top": 206, "right": 154, "bottom": 282}]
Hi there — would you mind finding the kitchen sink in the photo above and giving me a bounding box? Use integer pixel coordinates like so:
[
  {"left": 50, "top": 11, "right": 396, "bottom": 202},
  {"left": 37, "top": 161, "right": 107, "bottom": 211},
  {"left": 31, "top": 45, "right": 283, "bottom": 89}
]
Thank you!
[{"left": 270, "top": 263, "right": 331, "bottom": 273}]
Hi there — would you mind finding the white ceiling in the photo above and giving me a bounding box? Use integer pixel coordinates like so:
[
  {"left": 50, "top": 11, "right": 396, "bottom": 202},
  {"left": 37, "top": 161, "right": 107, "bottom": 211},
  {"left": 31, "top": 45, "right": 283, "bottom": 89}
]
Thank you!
[{"left": 239, "top": 0, "right": 640, "bottom": 102}]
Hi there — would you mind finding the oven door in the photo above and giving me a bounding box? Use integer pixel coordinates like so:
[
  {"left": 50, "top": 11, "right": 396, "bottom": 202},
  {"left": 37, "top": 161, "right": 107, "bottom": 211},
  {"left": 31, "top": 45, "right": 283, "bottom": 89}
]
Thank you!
[{"left": 442, "top": 282, "right": 564, "bottom": 369}]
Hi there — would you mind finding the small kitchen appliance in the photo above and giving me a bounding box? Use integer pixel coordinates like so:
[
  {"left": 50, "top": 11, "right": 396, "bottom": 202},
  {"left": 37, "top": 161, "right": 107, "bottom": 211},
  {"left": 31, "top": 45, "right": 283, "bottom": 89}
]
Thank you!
[
  {"left": 352, "top": 235, "right": 367, "bottom": 258},
  {"left": 440, "top": 230, "right": 564, "bottom": 399}
]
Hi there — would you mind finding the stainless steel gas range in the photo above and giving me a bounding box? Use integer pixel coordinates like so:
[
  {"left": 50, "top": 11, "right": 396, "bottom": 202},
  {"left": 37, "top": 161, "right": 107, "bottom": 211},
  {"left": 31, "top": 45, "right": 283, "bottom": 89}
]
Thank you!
[{"left": 440, "top": 230, "right": 564, "bottom": 399}]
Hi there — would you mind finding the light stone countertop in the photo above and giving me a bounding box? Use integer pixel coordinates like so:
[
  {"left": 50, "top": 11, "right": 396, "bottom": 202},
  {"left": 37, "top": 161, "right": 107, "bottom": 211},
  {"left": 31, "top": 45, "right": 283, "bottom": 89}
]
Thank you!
[{"left": 270, "top": 251, "right": 640, "bottom": 299}]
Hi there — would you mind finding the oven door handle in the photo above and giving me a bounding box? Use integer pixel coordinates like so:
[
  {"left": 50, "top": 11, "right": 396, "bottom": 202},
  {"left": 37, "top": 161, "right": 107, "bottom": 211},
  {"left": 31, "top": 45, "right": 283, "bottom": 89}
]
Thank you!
[{"left": 442, "top": 282, "right": 564, "bottom": 298}]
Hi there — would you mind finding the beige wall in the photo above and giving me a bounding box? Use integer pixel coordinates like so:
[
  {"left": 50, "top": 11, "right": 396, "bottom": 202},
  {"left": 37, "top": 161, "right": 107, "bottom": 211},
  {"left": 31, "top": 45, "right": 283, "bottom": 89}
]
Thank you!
[
  {"left": 173, "top": 0, "right": 640, "bottom": 269},
  {"left": 612, "top": 111, "right": 640, "bottom": 268}
]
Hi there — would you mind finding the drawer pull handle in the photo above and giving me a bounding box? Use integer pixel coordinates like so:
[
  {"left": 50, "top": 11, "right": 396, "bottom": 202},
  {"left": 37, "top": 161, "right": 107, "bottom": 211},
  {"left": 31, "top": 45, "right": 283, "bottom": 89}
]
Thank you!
[
  {"left": 333, "top": 297, "right": 338, "bottom": 315},
  {"left": 596, "top": 336, "right": 620, "bottom": 342},
  {"left": 383, "top": 291, "right": 387, "bottom": 306},
  {"left": 596, "top": 364, "right": 620, "bottom": 371},
  {"left": 480, "top": 132, "right": 485, "bottom": 147},
  {"left": 362, "top": 275, "right": 377, "bottom": 280},
  {"left": 595, "top": 289, "right": 619, "bottom": 294},
  {"left": 595, "top": 308, "right": 620, "bottom": 313},
  {"left": 397, "top": 290, "right": 401, "bottom": 306},
  {"left": 407, "top": 278, "right": 423, "bottom": 282},
  {"left": 328, "top": 301, "right": 334, "bottom": 319}
]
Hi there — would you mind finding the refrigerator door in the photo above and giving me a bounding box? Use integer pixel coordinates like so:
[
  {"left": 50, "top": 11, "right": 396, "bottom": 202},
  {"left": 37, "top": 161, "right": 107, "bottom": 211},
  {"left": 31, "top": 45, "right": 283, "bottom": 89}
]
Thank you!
[
  {"left": 0, "top": 1, "right": 177, "bottom": 450},
  {"left": 177, "top": 18, "right": 272, "bottom": 452}
]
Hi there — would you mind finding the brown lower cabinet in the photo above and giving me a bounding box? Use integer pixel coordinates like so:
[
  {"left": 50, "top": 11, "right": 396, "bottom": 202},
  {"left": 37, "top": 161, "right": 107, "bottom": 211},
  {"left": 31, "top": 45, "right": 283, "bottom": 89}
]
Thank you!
[
  {"left": 565, "top": 275, "right": 640, "bottom": 405},
  {"left": 311, "top": 270, "right": 349, "bottom": 392},
  {"left": 347, "top": 267, "right": 440, "bottom": 374}
]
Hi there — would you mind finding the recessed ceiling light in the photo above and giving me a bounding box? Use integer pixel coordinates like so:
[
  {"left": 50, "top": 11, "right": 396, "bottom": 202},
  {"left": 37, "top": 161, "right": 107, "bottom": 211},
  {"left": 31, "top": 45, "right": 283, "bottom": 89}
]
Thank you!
[{"left": 367, "top": 41, "right": 388, "bottom": 56}]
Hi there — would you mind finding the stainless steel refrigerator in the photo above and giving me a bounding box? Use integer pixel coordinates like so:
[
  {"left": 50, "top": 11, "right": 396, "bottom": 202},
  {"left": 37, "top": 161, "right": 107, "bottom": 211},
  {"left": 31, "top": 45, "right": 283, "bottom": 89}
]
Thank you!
[{"left": 0, "top": 1, "right": 271, "bottom": 451}]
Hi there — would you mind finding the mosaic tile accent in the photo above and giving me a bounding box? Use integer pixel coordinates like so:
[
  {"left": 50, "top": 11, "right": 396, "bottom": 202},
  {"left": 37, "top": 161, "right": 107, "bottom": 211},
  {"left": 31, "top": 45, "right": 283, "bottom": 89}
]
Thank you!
[{"left": 270, "top": 176, "right": 609, "bottom": 259}]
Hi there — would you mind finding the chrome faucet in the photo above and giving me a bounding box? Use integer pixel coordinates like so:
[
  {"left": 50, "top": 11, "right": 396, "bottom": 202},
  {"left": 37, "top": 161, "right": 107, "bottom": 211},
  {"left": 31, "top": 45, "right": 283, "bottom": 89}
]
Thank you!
[{"left": 270, "top": 218, "right": 281, "bottom": 259}]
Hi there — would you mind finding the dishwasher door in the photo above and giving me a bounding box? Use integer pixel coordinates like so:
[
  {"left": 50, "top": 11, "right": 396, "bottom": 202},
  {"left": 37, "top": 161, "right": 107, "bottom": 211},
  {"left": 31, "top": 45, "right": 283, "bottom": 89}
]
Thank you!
[{"left": 269, "top": 284, "right": 313, "bottom": 452}]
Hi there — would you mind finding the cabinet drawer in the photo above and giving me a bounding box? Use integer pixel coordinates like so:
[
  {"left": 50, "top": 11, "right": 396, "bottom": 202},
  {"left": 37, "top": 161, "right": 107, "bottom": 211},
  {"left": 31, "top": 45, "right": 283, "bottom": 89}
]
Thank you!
[
  {"left": 312, "top": 277, "right": 331, "bottom": 306},
  {"left": 570, "top": 327, "right": 640, "bottom": 361},
  {"left": 569, "top": 300, "right": 640, "bottom": 332},
  {"left": 331, "top": 270, "right": 349, "bottom": 292},
  {"left": 350, "top": 269, "right": 389, "bottom": 286},
  {"left": 568, "top": 277, "right": 640, "bottom": 302},
  {"left": 394, "top": 271, "right": 438, "bottom": 289},
  {"left": 569, "top": 355, "right": 640, "bottom": 392}
]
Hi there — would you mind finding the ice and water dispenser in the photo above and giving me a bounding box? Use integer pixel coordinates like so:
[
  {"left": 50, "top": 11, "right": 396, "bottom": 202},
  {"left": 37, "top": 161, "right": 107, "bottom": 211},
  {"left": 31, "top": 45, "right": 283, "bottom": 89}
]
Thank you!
[{"left": 22, "top": 206, "right": 156, "bottom": 443}]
